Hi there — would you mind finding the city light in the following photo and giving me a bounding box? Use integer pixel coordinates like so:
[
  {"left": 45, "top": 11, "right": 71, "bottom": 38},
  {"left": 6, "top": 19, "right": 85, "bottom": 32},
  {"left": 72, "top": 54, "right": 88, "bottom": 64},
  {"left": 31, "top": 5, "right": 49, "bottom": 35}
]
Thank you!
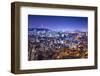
[{"left": 28, "top": 15, "right": 88, "bottom": 61}]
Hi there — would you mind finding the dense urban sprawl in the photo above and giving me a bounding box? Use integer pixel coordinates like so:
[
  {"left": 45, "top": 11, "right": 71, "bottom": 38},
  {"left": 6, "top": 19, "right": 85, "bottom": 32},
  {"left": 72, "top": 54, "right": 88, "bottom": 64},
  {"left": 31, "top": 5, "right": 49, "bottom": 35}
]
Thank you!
[{"left": 28, "top": 28, "right": 88, "bottom": 60}]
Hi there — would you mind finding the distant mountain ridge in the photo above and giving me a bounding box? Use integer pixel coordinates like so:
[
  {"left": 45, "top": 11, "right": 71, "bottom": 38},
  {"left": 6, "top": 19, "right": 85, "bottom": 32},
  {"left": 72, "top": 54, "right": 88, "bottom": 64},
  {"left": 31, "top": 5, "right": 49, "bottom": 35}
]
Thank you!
[{"left": 28, "top": 28, "right": 50, "bottom": 31}]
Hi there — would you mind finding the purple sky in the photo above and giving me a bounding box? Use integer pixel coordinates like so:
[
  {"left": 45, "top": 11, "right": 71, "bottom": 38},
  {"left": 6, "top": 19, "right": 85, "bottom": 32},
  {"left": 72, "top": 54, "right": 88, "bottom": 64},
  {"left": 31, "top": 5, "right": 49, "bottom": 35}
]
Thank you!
[{"left": 28, "top": 15, "right": 88, "bottom": 32}]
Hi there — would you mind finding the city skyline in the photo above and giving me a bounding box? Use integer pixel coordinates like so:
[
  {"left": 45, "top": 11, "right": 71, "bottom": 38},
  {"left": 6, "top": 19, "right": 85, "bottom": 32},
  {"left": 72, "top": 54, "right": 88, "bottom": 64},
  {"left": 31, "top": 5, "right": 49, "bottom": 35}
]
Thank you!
[{"left": 28, "top": 15, "right": 88, "bottom": 32}]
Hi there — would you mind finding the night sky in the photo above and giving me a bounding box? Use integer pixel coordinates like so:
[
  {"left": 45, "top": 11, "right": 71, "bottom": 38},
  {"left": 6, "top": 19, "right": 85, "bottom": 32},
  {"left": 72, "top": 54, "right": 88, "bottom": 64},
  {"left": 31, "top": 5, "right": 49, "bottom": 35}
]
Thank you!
[{"left": 28, "top": 15, "right": 88, "bottom": 32}]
